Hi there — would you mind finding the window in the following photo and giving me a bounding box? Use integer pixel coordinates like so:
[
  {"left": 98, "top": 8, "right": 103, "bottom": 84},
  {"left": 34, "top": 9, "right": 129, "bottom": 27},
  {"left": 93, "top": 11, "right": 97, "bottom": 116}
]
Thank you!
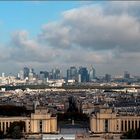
[
  {"left": 116, "top": 120, "right": 119, "bottom": 131},
  {"left": 2, "top": 122, "right": 4, "bottom": 132},
  {"left": 125, "top": 120, "right": 127, "bottom": 131},
  {"left": 132, "top": 121, "right": 134, "bottom": 130},
  {"left": 105, "top": 119, "right": 108, "bottom": 132},
  {"left": 117, "top": 124, "right": 119, "bottom": 131},
  {"left": 128, "top": 120, "right": 130, "bottom": 130},
  {"left": 6, "top": 122, "right": 8, "bottom": 132},
  {"left": 39, "top": 120, "right": 42, "bottom": 133},
  {"left": 135, "top": 120, "right": 137, "bottom": 129},
  {"left": 28, "top": 122, "right": 30, "bottom": 132},
  {"left": 121, "top": 120, "right": 123, "bottom": 131}
]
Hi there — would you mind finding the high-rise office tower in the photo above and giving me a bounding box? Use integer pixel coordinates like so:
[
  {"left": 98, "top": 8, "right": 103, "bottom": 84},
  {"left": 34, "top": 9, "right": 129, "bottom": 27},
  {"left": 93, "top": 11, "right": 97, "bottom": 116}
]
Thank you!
[
  {"left": 78, "top": 67, "right": 89, "bottom": 82},
  {"left": 70, "top": 66, "right": 77, "bottom": 79},
  {"left": 67, "top": 69, "right": 71, "bottom": 80},
  {"left": 52, "top": 68, "right": 61, "bottom": 79},
  {"left": 67, "top": 66, "right": 77, "bottom": 80},
  {"left": 40, "top": 71, "right": 49, "bottom": 80},
  {"left": 19, "top": 70, "right": 24, "bottom": 80},
  {"left": 124, "top": 71, "right": 130, "bottom": 79},
  {"left": 1, "top": 73, "right": 5, "bottom": 78},
  {"left": 78, "top": 74, "right": 81, "bottom": 83},
  {"left": 23, "top": 67, "right": 29, "bottom": 79},
  {"left": 89, "top": 66, "right": 96, "bottom": 81},
  {"left": 105, "top": 74, "right": 111, "bottom": 82},
  {"left": 29, "top": 68, "right": 34, "bottom": 81}
]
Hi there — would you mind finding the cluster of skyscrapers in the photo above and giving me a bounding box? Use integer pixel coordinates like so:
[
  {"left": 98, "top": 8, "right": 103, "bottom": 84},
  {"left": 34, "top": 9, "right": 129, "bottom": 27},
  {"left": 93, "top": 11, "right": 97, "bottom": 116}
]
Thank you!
[
  {"left": 18, "top": 67, "right": 36, "bottom": 81},
  {"left": 67, "top": 66, "right": 96, "bottom": 82},
  {"left": 18, "top": 66, "right": 96, "bottom": 83},
  {"left": 1, "top": 66, "right": 134, "bottom": 86}
]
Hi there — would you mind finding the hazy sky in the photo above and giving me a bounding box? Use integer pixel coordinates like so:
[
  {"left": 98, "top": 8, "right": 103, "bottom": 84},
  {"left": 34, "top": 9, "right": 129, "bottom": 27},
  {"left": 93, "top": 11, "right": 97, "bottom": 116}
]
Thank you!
[{"left": 0, "top": 1, "right": 140, "bottom": 76}]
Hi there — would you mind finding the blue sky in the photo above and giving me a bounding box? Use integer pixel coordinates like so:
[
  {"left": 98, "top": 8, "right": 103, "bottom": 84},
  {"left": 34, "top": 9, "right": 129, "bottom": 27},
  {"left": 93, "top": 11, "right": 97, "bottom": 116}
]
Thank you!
[
  {"left": 0, "top": 1, "right": 140, "bottom": 76},
  {"left": 0, "top": 1, "right": 83, "bottom": 42}
]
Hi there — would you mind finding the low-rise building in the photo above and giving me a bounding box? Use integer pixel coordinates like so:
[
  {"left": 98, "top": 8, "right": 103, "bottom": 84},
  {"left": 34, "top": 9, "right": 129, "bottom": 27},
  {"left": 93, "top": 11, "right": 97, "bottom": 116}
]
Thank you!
[
  {"left": 0, "top": 107, "right": 57, "bottom": 135},
  {"left": 90, "top": 108, "right": 140, "bottom": 137}
]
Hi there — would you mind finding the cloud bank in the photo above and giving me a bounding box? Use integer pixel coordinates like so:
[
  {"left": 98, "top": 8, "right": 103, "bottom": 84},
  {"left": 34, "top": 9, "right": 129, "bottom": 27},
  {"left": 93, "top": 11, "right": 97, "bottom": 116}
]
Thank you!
[{"left": 1, "top": 1, "right": 140, "bottom": 75}]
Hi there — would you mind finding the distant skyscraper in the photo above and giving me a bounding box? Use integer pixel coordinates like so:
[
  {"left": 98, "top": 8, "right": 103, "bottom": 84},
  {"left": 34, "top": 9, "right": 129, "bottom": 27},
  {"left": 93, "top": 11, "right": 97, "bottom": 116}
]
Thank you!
[
  {"left": 67, "top": 66, "right": 77, "bottom": 80},
  {"left": 52, "top": 68, "right": 61, "bottom": 79},
  {"left": 40, "top": 71, "right": 49, "bottom": 80},
  {"left": 29, "top": 68, "right": 34, "bottom": 81},
  {"left": 78, "top": 74, "right": 81, "bottom": 83},
  {"left": 70, "top": 66, "right": 77, "bottom": 79},
  {"left": 1, "top": 73, "right": 5, "bottom": 78},
  {"left": 105, "top": 74, "right": 111, "bottom": 82},
  {"left": 23, "top": 67, "right": 29, "bottom": 79},
  {"left": 89, "top": 66, "right": 96, "bottom": 81},
  {"left": 78, "top": 67, "right": 89, "bottom": 82},
  {"left": 19, "top": 70, "right": 24, "bottom": 80},
  {"left": 124, "top": 71, "right": 130, "bottom": 79},
  {"left": 48, "top": 72, "right": 53, "bottom": 79},
  {"left": 67, "top": 69, "right": 71, "bottom": 80}
]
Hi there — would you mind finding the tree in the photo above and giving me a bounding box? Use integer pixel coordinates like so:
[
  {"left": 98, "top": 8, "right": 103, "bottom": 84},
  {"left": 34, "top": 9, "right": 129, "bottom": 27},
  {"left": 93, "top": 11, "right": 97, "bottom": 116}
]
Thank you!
[
  {"left": 121, "top": 128, "right": 140, "bottom": 139},
  {"left": 6, "top": 121, "right": 25, "bottom": 139},
  {"left": 0, "top": 130, "right": 4, "bottom": 139}
]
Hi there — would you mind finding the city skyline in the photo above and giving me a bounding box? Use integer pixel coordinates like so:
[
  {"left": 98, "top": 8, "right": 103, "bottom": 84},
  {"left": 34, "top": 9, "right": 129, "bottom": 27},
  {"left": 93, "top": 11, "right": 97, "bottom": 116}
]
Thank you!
[
  {"left": 0, "top": 1, "right": 140, "bottom": 76},
  {"left": 0, "top": 65, "right": 133, "bottom": 78}
]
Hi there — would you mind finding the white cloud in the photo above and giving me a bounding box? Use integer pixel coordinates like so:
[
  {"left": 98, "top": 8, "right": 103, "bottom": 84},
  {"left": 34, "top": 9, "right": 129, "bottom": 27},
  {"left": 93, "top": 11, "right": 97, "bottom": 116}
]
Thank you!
[
  {"left": 40, "top": 3, "right": 140, "bottom": 52},
  {"left": 1, "top": 1, "right": 140, "bottom": 75}
]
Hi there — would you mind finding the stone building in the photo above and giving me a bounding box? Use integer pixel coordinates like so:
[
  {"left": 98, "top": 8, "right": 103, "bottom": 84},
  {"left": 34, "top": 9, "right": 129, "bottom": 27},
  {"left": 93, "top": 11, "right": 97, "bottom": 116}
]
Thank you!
[
  {"left": 0, "top": 107, "right": 57, "bottom": 135},
  {"left": 90, "top": 108, "right": 140, "bottom": 137}
]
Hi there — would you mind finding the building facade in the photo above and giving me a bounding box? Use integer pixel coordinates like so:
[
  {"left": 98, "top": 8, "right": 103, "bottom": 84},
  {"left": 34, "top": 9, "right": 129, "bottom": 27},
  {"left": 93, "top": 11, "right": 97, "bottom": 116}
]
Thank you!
[
  {"left": 52, "top": 68, "right": 61, "bottom": 80},
  {"left": 90, "top": 108, "right": 140, "bottom": 135},
  {"left": 67, "top": 66, "right": 77, "bottom": 80},
  {"left": 89, "top": 66, "right": 96, "bottom": 82},
  {"left": 0, "top": 107, "right": 57, "bottom": 135},
  {"left": 78, "top": 67, "right": 89, "bottom": 82}
]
